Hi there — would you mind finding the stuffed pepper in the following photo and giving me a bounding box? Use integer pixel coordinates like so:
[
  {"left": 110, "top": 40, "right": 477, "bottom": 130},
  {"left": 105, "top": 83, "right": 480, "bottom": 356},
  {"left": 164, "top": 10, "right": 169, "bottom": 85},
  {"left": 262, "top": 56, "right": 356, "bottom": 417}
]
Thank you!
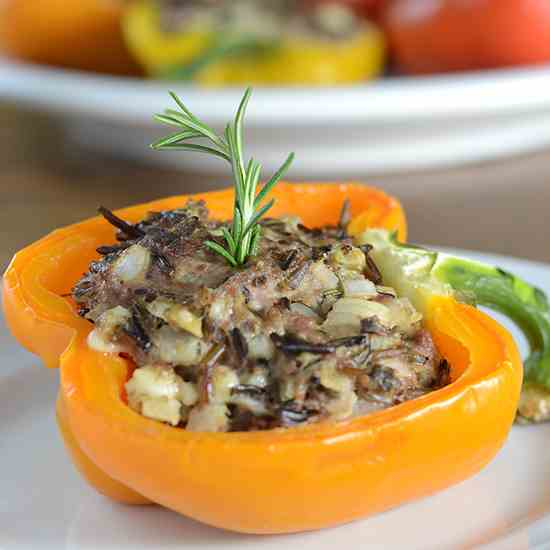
[
  {"left": 0, "top": 0, "right": 141, "bottom": 76},
  {"left": 4, "top": 88, "right": 547, "bottom": 534},
  {"left": 123, "top": 0, "right": 386, "bottom": 84}
]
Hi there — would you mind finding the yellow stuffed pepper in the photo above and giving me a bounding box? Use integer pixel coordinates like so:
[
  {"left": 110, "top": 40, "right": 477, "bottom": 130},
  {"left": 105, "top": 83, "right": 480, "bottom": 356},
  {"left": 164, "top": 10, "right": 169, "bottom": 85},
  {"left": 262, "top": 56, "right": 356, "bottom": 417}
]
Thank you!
[{"left": 123, "top": 0, "right": 386, "bottom": 85}]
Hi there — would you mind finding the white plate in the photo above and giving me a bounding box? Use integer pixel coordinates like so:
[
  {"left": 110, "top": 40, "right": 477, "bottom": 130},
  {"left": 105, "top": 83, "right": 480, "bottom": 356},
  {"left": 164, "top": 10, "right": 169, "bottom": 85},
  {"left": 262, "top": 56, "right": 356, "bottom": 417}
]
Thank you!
[
  {"left": 3, "top": 59, "right": 550, "bottom": 176},
  {"left": 2, "top": 247, "right": 550, "bottom": 549}
]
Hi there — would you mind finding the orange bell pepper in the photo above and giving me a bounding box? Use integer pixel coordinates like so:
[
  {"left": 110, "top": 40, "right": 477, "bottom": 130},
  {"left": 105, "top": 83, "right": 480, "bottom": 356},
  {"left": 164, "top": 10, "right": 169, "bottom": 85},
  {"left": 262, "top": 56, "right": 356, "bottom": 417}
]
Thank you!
[
  {"left": 0, "top": 0, "right": 141, "bottom": 76},
  {"left": 2, "top": 183, "right": 522, "bottom": 534}
]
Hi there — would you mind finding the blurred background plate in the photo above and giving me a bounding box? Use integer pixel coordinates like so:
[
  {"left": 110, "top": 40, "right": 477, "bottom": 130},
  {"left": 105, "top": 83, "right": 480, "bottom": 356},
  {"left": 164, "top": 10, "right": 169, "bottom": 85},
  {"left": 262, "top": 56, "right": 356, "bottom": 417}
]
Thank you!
[{"left": 2, "top": 58, "right": 550, "bottom": 177}]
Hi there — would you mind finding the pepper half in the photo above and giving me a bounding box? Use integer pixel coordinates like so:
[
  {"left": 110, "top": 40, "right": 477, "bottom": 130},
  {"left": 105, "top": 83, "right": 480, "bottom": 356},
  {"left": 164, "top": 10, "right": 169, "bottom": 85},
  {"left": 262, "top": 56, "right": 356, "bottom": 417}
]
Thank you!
[
  {"left": 3, "top": 183, "right": 522, "bottom": 534},
  {"left": 123, "top": 0, "right": 386, "bottom": 85},
  {"left": 354, "top": 228, "right": 550, "bottom": 424}
]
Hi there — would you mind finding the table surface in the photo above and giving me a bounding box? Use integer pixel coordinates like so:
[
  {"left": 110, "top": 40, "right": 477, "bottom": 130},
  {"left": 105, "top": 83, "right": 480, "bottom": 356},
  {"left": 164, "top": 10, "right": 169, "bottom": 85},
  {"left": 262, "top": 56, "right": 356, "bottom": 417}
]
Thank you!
[{"left": 2, "top": 105, "right": 550, "bottom": 271}]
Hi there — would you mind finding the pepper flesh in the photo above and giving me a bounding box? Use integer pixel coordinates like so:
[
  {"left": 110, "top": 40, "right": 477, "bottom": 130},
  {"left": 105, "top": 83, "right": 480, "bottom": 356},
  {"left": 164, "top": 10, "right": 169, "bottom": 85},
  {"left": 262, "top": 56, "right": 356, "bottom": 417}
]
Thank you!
[
  {"left": 3, "top": 183, "right": 522, "bottom": 534},
  {"left": 357, "top": 229, "right": 550, "bottom": 423},
  {"left": 123, "top": 0, "right": 386, "bottom": 85}
]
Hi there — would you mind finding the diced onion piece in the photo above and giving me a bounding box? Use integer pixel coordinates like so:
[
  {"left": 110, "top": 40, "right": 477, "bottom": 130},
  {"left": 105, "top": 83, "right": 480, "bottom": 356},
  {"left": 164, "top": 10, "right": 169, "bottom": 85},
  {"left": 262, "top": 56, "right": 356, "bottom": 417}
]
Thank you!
[
  {"left": 113, "top": 244, "right": 151, "bottom": 284},
  {"left": 310, "top": 261, "right": 339, "bottom": 289},
  {"left": 166, "top": 306, "right": 203, "bottom": 338},
  {"left": 210, "top": 366, "right": 239, "bottom": 404},
  {"left": 326, "top": 390, "right": 358, "bottom": 421},
  {"left": 209, "top": 294, "right": 233, "bottom": 325},
  {"left": 319, "top": 363, "right": 357, "bottom": 421},
  {"left": 153, "top": 326, "right": 209, "bottom": 366},
  {"left": 147, "top": 298, "right": 204, "bottom": 339},
  {"left": 125, "top": 366, "right": 184, "bottom": 426},
  {"left": 376, "top": 355, "right": 416, "bottom": 382},
  {"left": 87, "top": 328, "right": 127, "bottom": 353},
  {"left": 146, "top": 298, "right": 172, "bottom": 320},
  {"left": 242, "top": 367, "right": 269, "bottom": 388},
  {"left": 247, "top": 334, "right": 275, "bottom": 360},
  {"left": 320, "top": 363, "right": 354, "bottom": 393},
  {"left": 343, "top": 279, "right": 377, "bottom": 298},
  {"left": 290, "top": 302, "right": 319, "bottom": 319},
  {"left": 89, "top": 306, "right": 131, "bottom": 352},
  {"left": 126, "top": 365, "right": 182, "bottom": 402},
  {"left": 95, "top": 305, "right": 131, "bottom": 338},
  {"left": 324, "top": 297, "right": 392, "bottom": 329},
  {"left": 141, "top": 397, "right": 182, "bottom": 426},
  {"left": 279, "top": 378, "right": 298, "bottom": 402},
  {"left": 386, "top": 297, "right": 423, "bottom": 335},
  {"left": 186, "top": 404, "right": 229, "bottom": 432},
  {"left": 329, "top": 245, "right": 366, "bottom": 272},
  {"left": 370, "top": 334, "right": 402, "bottom": 351},
  {"left": 178, "top": 380, "right": 199, "bottom": 407}
]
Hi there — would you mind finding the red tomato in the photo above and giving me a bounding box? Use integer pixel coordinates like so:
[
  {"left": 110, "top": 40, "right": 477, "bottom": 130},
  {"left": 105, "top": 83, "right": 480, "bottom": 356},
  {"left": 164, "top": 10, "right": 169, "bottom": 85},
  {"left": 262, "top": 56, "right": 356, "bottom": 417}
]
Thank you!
[
  {"left": 302, "top": 0, "right": 387, "bottom": 18},
  {"left": 383, "top": 0, "right": 550, "bottom": 74},
  {"left": 341, "top": 0, "right": 387, "bottom": 16}
]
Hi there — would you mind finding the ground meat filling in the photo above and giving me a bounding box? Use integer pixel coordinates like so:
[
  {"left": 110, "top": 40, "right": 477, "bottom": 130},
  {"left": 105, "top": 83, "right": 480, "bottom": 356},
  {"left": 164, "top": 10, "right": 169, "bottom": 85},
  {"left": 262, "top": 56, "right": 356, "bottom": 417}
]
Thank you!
[{"left": 73, "top": 200, "right": 449, "bottom": 432}]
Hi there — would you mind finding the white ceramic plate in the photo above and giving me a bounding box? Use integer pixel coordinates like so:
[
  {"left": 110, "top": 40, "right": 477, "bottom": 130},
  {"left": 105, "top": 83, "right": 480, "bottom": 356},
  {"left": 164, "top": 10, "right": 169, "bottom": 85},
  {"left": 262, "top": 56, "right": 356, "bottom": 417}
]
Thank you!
[
  {"left": 2, "top": 247, "right": 550, "bottom": 549},
  {"left": 3, "top": 58, "right": 550, "bottom": 176}
]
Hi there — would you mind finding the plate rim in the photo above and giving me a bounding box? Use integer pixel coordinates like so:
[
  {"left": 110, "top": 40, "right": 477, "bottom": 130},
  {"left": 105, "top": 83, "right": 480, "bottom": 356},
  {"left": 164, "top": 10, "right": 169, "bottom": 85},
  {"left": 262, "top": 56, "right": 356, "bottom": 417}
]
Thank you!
[{"left": 2, "top": 58, "right": 550, "bottom": 126}]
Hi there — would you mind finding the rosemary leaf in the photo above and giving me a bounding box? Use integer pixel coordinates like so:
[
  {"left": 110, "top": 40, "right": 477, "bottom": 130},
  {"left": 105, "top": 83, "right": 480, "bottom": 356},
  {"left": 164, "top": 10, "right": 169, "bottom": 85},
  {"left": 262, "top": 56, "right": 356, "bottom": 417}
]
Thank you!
[
  {"left": 249, "top": 225, "right": 262, "bottom": 256},
  {"left": 151, "top": 129, "right": 206, "bottom": 148},
  {"left": 205, "top": 241, "right": 238, "bottom": 267},
  {"left": 222, "top": 227, "right": 237, "bottom": 255},
  {"left": 225, "top": 123, "right": 245, "bottom": 205},
  {"left": 152, "top": 142, "right": 231, "bottom": 162},
  {"left": 255, "top": 152, "right": 295, "bottom": 208},
  {"left": 242, "top": 199, "right": 275, "bottom": 239},
  {"left": 167, "top": 116, "right": 224, "bottom": 150},
  {"left": 152, "top": 87, "right": 294, "bottom": 267},
  {"left": 233, "top": 88, "right": 252, "bottom": 184},
  {"left": 153, "top": 113, "right": 190, "bottom": 128},
  {"left": 233, "top": 207, "right": 243, "bottom": 245},
  {"left": 169, "top": 91, "right": 195, "bottom": 119},
  {"left": 246, "top": 160, "right": 262, "bottom": 205}
]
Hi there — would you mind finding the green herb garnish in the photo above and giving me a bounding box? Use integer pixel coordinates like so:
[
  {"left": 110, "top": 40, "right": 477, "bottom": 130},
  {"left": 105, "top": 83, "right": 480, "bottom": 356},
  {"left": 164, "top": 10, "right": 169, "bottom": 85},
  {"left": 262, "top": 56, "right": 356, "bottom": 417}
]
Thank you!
[
  {"left": 151, "top": 88, "right": 294, "bottom": 267},
  {"left": 160, "top": 35, "right": 279, "bottom": 81}
]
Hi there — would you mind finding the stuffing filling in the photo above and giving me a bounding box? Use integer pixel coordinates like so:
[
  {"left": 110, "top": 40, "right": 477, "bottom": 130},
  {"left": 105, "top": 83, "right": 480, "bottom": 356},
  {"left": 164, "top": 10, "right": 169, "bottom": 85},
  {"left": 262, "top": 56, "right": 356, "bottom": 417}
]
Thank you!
[
  {"left": 73, "top": 200, "right": 449, "bottom": 432},
  {"left": 158, "top": 0, "right": 363, "bottom": 41}
]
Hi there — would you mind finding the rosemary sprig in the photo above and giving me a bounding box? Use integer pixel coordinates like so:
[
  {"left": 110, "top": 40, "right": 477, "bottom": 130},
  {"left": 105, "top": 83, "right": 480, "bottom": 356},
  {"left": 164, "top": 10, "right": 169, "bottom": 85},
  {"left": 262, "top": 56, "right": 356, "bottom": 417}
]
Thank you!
[{"left": 151, "top": 88, "right": 294, "bottom": 266}]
